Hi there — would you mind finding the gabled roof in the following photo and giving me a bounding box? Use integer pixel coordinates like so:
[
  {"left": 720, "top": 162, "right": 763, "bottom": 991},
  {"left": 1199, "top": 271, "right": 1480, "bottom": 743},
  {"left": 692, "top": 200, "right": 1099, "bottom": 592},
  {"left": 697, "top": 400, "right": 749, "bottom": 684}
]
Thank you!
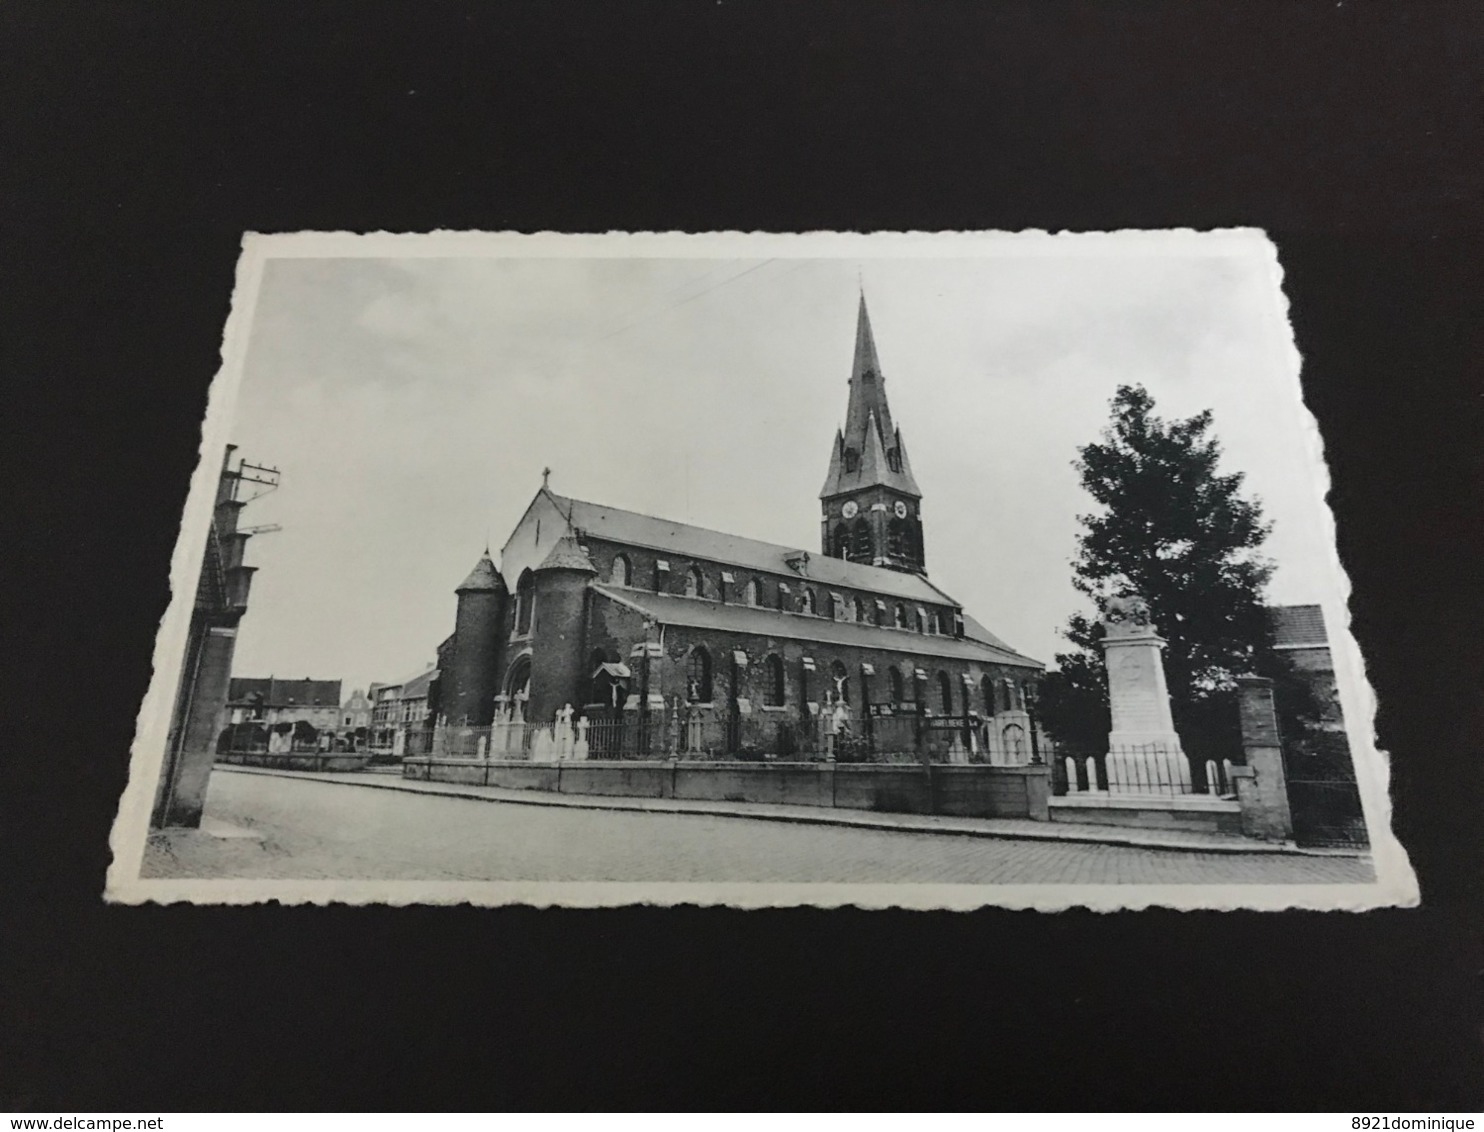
[
  {"left": 549, "top": 490, "right": 956, "bottom": 607},
  {"left": 591, "top": 585, "right": 1042, "bottom": 669},
  {"left": 1270, "top": 604, "right": 1329, "bottom": 648},
  {"left": 227, "top": 677, "right": 342, "bottom": 707},
  {"left": 820, "top": 294, "right": 922, "bottom": 499},
  {"left": 395, "top": 666, "right": 438, "bottom": 699}
]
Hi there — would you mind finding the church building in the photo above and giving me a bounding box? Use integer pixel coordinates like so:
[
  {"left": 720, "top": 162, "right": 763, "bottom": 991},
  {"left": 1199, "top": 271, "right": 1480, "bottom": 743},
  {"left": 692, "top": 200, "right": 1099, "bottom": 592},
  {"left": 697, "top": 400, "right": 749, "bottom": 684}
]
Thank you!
[{"left": 431, "top": 295, "right": 1044, "bottom": 761}]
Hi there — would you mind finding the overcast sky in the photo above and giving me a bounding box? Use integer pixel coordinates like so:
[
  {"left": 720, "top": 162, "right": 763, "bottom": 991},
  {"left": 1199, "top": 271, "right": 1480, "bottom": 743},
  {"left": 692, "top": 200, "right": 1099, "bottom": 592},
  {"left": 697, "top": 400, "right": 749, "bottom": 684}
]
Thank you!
[{"left": 220, "top": 233, "right": 1339, "bottom": 696}]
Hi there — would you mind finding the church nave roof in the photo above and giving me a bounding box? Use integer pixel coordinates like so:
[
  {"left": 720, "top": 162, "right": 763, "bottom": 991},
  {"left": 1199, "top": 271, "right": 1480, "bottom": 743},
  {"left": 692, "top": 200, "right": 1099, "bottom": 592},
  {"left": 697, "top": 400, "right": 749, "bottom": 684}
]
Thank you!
[
  {"left": 548, "top": 490, "right": 955, "bottom": 608},
  {"left": 591, "top": 584, "right": 1042, "bottom": 669}
]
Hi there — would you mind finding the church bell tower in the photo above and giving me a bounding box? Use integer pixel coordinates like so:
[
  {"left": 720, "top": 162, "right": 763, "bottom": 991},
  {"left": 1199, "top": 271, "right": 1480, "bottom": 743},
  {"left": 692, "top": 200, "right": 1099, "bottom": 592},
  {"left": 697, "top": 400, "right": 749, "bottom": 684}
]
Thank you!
[{"left": 819, "top": 293, "right": 926, "bottom": 574}]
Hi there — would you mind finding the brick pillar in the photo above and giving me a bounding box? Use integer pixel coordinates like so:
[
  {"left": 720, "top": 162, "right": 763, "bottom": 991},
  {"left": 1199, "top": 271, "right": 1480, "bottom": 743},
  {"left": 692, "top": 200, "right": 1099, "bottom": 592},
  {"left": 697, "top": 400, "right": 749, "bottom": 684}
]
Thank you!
[{"left": 1231, "top": 675, "right": 1294, "bottom": 841}]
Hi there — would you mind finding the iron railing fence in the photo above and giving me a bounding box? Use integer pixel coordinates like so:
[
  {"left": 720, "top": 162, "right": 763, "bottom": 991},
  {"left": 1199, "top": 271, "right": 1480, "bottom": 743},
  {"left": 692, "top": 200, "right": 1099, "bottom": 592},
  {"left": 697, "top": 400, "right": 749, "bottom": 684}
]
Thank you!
[
  {"left": 1058, "top": 744, "right": 1236, "bottom": 798},
  {"left": 415, "top": 707, "right": 1048, "bottom": 765}
]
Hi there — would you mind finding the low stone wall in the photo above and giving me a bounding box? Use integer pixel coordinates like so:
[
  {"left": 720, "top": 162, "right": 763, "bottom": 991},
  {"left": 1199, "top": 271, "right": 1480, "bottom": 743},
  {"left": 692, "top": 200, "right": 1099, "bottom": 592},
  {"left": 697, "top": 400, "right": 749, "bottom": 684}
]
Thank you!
[
  {"left": 402, "top": 758, "right": 1051, "bottom": 821},
  {"left": 1048, "top": 794, "right": 1243, "bottom": 836},
  {"left": 219, "top": 751, "right": 371, "bottom": 773}
]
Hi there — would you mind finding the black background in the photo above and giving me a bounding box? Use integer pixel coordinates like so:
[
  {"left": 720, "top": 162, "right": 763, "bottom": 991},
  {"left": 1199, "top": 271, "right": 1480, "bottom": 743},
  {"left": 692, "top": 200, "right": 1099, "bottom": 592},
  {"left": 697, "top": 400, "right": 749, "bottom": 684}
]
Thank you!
[{"left": 4, "top": 0, "right": 1482, "bottom": 1111}]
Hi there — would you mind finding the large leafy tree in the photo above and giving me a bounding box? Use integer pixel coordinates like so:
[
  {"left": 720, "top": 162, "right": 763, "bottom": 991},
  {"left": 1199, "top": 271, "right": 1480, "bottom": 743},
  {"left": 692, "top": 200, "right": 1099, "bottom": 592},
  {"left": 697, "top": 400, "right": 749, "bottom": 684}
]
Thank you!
[{"left": 1039, "top": 385, "right": 1308, "bottom": 760}]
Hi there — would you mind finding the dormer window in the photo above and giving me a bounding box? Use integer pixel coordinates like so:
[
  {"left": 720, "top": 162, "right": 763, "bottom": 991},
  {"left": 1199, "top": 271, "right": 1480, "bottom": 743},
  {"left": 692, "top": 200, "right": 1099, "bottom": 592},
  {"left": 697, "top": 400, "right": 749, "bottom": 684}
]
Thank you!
[
  {"left": 843, "top": 449, "right": 860, "bottom": 474},
  {"left": 886, "top": 447, "right": 901, "bottom": 472},
  {"left": 684, "top": 565, "right": 705, "bottom": 598}
]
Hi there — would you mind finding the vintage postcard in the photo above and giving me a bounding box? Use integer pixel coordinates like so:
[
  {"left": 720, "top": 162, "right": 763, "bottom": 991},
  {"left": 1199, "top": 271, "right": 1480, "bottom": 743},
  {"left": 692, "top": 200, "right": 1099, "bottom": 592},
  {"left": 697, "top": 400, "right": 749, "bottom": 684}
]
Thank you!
[{"left": 106, "top": 229, "right": 1417, "bottom": 910}]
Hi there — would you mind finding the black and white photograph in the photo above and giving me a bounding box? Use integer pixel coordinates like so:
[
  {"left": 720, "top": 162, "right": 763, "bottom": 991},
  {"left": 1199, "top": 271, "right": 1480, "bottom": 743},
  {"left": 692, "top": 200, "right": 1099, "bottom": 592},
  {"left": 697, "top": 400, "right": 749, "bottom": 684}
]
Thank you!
[{"left": 107, "top": 229, "right": 1415, "bottom": 910}]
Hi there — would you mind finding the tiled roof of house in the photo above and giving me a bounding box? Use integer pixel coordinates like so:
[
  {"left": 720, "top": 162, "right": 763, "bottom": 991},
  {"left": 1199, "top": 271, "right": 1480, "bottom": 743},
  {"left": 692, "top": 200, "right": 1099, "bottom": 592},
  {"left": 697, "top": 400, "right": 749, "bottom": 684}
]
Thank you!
[
  {"left": 591, "top": 585, "right": 1042, "bottom": 668},
  {"left": 396, "top": 666, "right": 438, "bottom": 699},
  {"left": 227, "top": 677, "right": 342, "bottom": 707},
  {"left": 1270, "top": 604, "right": 1329, "bottom": 648},
  {"left": 550, "top": 491, "right": 956, "bottom": 607}
]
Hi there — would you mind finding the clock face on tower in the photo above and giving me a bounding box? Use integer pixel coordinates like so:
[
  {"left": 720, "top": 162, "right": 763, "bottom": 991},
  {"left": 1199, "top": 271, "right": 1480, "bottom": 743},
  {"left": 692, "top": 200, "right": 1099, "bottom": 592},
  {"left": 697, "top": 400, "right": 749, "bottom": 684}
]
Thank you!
[
  {"left": 841, "top": 500, "right": 859, "bottom": 519},
  {"left": 893, "top": 500, "right": 909, "bottom": 519}
]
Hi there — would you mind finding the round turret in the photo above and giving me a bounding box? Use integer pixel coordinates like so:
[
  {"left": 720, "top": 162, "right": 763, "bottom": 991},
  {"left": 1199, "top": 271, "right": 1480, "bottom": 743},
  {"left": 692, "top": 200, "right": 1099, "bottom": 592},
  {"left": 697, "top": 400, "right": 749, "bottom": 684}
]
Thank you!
[{"left": 445, "top": 551, "right": 506, "bottom": 726}]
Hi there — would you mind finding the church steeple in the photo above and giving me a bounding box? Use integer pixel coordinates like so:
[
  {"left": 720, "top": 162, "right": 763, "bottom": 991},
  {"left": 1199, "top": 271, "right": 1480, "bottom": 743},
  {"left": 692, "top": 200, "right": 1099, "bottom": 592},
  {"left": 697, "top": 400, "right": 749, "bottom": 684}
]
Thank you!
[
  {"left": 820, "top": 293, "right": 922, "bottom": 500},
  {"left": 819, "top": 293, "right": 927, "bottom": 574}
]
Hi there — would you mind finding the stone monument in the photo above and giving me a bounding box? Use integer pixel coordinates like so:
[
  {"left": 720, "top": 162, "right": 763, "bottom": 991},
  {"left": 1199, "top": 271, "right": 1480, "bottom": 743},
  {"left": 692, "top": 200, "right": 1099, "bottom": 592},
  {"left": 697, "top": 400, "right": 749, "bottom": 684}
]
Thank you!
[{"left": 1100, "top": 594, "right": 1190, "bottom": 790}]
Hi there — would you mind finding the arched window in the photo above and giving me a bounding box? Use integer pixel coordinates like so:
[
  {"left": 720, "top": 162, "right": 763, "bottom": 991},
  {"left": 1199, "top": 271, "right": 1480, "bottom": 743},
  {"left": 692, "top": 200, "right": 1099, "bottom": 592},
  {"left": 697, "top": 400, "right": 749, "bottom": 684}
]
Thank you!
[
  {"left": 743, "top": 578, "right": 761, "bottom": 606},
  {"left": 684, "top": 565, "right": 705, "bottom": 598},
  {"left": 686, "top": 647, "right": 713, "bottom": 703},
  {"left": 801, "top": 587, "right": 816, "bottom": 615},
  {"left": 853, "top": 596, "right": 867, "bottom": 622},
  {"left": 982, "top": 675, "right": 997, "bottom": 715},
  {"left": 832, "top": 524, "right": 851, "bottom": 559},
  {"left": 850, "top": 519, "right": 873, "bottom": 563},
  {"left": 609, "top": 554, "right": 632, "bottom": 587},
  {"left": 893, "top": 603, "right": 907, "bottom": 629},
  {"left": 514, "top": 570, "right": 535, "bottom": 635},
  {"left": 829, "top": 660, "right": 850, "bottom": 704},
  {"left": 888, "top": 517, "right": 910, "bottom": 558},
  {"left": 914, "top": 607, "right": 925, "bottom": 633},
  {"left": 889, "top": 667, "right": 905, "bottom": 706},
  {"left": 764, "top": 654, "right": 786, "bottom": 707},
  {"left": 937, "top": 671, "right": 954, "bottom": 715},
  {"left": 504, "top": 655, "right": 532, "bottom": 711},
  {"left": 843, "top": 448, "right": 860, "bottom": 473}
]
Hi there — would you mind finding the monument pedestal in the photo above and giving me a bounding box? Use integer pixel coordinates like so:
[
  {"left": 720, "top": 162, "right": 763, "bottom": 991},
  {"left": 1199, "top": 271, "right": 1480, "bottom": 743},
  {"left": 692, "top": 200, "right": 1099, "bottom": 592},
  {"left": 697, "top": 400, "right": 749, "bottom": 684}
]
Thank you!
[{"left": 1100, "top": 597, "right": 1190, "bottom": 792}]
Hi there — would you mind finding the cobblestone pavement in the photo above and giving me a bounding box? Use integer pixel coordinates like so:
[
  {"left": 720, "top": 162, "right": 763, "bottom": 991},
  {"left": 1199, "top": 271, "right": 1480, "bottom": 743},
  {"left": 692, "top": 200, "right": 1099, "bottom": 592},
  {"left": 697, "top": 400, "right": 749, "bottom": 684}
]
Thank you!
[{"left": 143, "top": 769, "right": 1374, "bottom": 885}]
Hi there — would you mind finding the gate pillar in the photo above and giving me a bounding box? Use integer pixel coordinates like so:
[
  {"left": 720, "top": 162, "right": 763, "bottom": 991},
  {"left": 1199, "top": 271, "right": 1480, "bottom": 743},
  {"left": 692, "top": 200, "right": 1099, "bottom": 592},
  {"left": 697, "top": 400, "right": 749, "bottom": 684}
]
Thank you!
[{"left": 1232, "top": 675, "right": 1294, "bottom": 841}]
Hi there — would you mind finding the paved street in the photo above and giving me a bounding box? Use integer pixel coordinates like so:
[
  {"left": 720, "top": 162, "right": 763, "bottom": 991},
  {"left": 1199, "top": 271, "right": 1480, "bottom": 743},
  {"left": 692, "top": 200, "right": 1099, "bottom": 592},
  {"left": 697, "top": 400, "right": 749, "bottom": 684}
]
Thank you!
[{"left": 142, "top": 770, "right": 1374, "bottom": 885}]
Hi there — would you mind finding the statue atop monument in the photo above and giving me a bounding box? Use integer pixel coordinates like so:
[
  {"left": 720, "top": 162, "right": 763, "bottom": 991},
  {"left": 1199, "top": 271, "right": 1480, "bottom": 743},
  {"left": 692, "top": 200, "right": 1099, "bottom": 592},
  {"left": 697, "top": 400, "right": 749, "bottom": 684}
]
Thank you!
[
  {"left": 1102, "top": 593, "right": 1154, "bottom": 638},
  {"left": 1099, "top": 590, "right": 1190, "bottom": 788}
]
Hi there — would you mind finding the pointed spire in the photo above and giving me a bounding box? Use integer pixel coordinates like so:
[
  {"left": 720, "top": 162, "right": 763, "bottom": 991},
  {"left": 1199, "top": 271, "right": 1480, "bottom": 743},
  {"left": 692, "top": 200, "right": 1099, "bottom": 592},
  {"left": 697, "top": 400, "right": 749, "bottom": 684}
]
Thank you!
[
  {"left": 535, "top": 533, "right": 597, "bottom": 574},
  {"left": 819, "top": 428, "right": 845, "bottom": 496},
  {"left": 820, "top": 293, "right": 921, "bottom": 499},
  {"left": 456, "top": 550, "right": 505, "bottom": 594},
  {"left": 860, "top": 409, "right": 889, "bottom": 481}
]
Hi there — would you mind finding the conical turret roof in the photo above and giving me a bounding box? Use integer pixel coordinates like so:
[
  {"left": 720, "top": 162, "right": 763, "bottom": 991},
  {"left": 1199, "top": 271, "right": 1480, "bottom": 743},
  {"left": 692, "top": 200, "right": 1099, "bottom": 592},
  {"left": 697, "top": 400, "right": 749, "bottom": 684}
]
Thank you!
[
  {"left": 456, "top": 551, "right": 505, "bottom": 593},
  {"left": 536, "top": 534, "right": 597, "bottom": 573},
  {"left": 820, "top": 293, "right": 922, "bottom": 498}
]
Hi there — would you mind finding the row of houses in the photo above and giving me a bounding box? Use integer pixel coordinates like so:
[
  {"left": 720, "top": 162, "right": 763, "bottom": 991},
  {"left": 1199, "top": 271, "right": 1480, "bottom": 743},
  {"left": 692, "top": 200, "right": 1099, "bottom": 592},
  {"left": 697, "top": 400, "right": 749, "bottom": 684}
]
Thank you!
[{"left": 216, "top": 672, "right": 437, "bottom": 759}]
